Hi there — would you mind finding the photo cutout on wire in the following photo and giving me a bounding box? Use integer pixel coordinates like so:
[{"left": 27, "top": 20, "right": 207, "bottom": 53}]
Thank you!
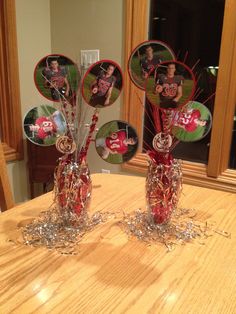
[
  {"left": 23, "top": 105, "right": 66, "bottom": 146},
  {"left": 146, "top": 61, "right": 196, "bottom": 109},
  {"left": 95, "top": 120, "right": 138, "bottom": 164},
  {"left": 82, "top": 60, "right": 123, "bottom": 108},
  {"left": 34, "top": 54, "right": 80, "bottom": 102},
  {"left": 128, "top": 40, "right": 176, "bottom": 90},
  {"left": 171, "top": 101, "right": 212, "bottom": 142}
]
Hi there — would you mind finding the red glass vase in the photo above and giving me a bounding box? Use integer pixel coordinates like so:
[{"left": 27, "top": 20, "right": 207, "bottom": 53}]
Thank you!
[
  {"left": 146, "top": 158, "right": 182, "bottom": 224},
  {"left": 54, "top": 156, "right": 92, "bottom": 216}
]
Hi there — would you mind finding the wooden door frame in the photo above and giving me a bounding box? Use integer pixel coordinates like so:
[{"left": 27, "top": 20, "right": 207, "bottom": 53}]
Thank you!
[
  {"left": 0, "top": 0, "right": 23, "bottom": 161},
  {"left": 207, "top": 0, "right": 236, "bottom": 177}
]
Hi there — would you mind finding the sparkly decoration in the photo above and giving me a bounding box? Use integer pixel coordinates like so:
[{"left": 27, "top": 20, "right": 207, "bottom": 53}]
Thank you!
[
  {"left": 53, "top": 110, "right": 100, "bottom": 219},
  {"left": 160, "top": 109, "right": 176, "bottom": 133},
  {"left": 21, "top": 208, "right": 116, "bottom": 254},
  {"left": 78, "top": 110, "right": 99, "bottom": 162},
  {"left": 121, "top": 207, "right": 231, "bottom": 252},
  {"left": 18, "top": 46, "right": 222, "bottom": 256},
  {"left": 146, "top": 156, "right": 182, "bottom": 224},
  {"left": 54, "top": 156, "right": 92, "bottom": 216},
  {"left": 21, "top": 54, "right": 109, "bottom": 253}
]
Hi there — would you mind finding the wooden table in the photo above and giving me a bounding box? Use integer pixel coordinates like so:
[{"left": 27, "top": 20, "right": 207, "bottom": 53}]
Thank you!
[{"left": 0, "top": 174, "right": 236, "bottom": 313}]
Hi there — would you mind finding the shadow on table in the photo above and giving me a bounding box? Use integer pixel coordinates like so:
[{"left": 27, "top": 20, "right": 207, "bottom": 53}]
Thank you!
[{"left": 78, "top": 240, "right": 162, "bottom": 288}]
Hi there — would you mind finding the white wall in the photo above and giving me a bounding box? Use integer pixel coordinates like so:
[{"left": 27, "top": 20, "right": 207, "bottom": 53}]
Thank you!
[
  {"left": 7, "top": 0, "right": 52, "bottom": 202},
  {"left": 50, "top": 0, "right": 124, "bottom": 173}
]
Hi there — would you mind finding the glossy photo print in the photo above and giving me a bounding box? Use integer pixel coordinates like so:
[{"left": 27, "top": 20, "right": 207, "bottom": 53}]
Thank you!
[
  {"left": 146, "top": 61, "right": 196, "bottom": 109},
  {"left": 171, "top": 101, "right": 212, "bottom": 142},
  {"left": 23, "top": 105, "right": 66, "bottom": 146},
  {"left": 128, "top": 40, "right": 175, "bottom": 90},
  {"left": 82, "top": 60, "right": 123, "bottom": 108},
  {"left": 95, "top": 120, "right": 138, "bottom": 164},
  {"left": 34, "top": 54, "right": 80, "bottom": 102}
]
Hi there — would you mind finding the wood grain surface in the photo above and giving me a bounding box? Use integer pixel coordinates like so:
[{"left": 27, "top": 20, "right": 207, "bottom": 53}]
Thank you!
[{"left": 0, "top": 174, "right": 236, "bottom": 313}]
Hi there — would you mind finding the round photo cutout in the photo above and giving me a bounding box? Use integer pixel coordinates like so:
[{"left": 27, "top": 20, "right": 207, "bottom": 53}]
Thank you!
[
  {"left": 95, "top": 120, "right": 138, "bottom": 164},
  {"left": 146, "top": 61, "right": 196, "bottom": 109},
  {"left": 171, "top": 101, "right": 212, "bottom": 142},
  {"left": 82, "top": 60, "right": 123, "bottom": 108},
  {"left": 128, "top": 40, "right": 176, "bottom": 90},
  {"left": 23, "top": 105, "right": 66, "bottom": 146},
  {"left": 34, "top": 54, "right": 80, "bottom": 102}
]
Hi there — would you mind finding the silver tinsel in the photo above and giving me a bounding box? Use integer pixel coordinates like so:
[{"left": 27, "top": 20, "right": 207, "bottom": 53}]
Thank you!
[
  {"left": 146, "top": 158, "right": 182, "bottom": 225},
  {"left": 21, "top": 208, "right": 116, "bottom": 254},
  {"left": 120, "top": 207, "right": 231, "bottom": 252},
  {"left": 17, "top": 206, "right": 230, "bottom": 254}
]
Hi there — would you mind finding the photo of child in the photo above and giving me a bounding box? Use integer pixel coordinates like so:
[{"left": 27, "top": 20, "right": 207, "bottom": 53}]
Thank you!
[
  {"left": 23, "top": 105, "right": 66, "bottom": 146},
  {"left": 95, "top": 120, "right": 138, "bottom": 164}
]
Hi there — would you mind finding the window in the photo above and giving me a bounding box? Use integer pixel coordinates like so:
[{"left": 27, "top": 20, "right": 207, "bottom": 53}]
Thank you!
[
  {"left": 145, "top": 0, "right": 224, "bottom": 165},
  {"left": 122, "top": 0, "right": 236, "bottom": 192}
]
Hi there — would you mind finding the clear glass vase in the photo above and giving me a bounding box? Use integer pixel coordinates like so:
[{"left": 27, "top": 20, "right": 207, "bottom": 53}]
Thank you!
[
  {"left": 54, "top": 156, "right": 92, "bottom": 217},
  {"left": 146, "top": 158, "right": 182, "bottom": 224}
]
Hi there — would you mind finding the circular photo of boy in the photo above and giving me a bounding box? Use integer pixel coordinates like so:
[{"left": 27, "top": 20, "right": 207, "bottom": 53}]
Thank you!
[
  {"left": 95, "top": 120, "right": 138, "bottom": 164},
  {"left": 171, "top": 101, "right": 212, "bottom": 142},
  {"left": 23, "top": 105, "right": 66, "bottom": 146},
  {"left": 82, "top": 60, "right": 123, "bottom": 108},
  {"left": 128, "top": 40, "right": 175, "bottom": 90},
  {"left": 146, "top": 61, "right": 196, "bottom": 109},
  {"left": 34, "top": 54, "right": 80, "bottom": 102}
]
